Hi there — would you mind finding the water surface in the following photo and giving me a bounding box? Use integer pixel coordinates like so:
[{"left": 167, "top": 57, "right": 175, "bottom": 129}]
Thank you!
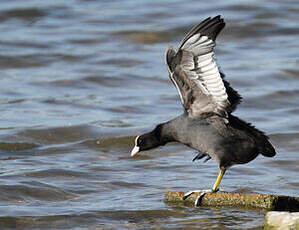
[{"left": 0, "top": 0, "right": 298, "bottom": 229}]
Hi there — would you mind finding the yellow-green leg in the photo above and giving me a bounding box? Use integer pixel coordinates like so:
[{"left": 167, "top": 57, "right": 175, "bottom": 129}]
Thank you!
[
  {"left": 212, "top": 167, "right": 226, "bottom": 192},
  {"left": 183, "top": 167, "right": 227, "bottom": 206}
]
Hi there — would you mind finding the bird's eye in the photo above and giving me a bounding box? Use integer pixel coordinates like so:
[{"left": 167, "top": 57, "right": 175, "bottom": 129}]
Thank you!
[{"left": 138, "top": 139, "right": 142, "bottom": 145}]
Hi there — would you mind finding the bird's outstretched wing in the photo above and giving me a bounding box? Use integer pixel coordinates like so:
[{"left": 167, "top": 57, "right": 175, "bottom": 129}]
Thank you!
[{"left": 166, "top": 16, "right": 241, "bottom": 118}]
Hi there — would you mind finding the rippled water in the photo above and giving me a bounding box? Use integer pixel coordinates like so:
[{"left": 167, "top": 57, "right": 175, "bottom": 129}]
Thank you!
[{"left": 0, "top": 0, "right": 298, "bottom": 229}]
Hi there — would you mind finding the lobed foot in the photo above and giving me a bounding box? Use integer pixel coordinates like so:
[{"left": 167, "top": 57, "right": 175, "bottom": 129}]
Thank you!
[{"left": 183, "top": 188, "right": 220, "bottom": 207}]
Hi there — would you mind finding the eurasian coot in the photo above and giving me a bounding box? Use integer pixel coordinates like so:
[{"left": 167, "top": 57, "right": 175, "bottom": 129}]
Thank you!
[{"left": 131, "top": 16, "right": 276, "bottom": 206}]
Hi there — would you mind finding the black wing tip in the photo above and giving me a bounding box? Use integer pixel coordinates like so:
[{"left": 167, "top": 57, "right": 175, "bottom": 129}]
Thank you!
[
  {"left": 179, "top": 15, "right": 226, "bottom": 49},
  {"left": 199, "top": 15, "right": 226, "bottom": 41}
]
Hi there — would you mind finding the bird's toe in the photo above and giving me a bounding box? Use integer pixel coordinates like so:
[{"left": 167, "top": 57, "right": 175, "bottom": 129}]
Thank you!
[
  {"left": 194, "top": 191, "right": 207, "bottom": 207},
  {"left": 183, "top": 189, "right": 221, "bottom": 207},
  {"left": 182, "top": 190, "right": 203, "bottom": 200}
]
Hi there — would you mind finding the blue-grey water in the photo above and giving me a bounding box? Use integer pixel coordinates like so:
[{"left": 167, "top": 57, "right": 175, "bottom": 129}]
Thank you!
[{"left": 0, "top": 0, "right": 298, "bottom": 229}]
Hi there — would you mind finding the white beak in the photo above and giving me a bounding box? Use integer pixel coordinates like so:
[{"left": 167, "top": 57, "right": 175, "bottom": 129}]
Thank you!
[{"left": 131, "top": 146, "right": 140, "bottom": 157}]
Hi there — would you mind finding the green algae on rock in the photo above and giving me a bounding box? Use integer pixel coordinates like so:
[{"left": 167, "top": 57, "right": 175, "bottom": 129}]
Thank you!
[{"left": 164, "top": 191, "right": 299, "bottom": 211}]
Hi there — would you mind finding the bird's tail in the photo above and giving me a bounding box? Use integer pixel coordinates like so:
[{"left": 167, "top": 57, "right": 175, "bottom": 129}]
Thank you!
[
  {"left": 260, "top": 138, "right": 276, "bottom": 157},
  {"left": 229, "top": 115, "right": 276, "bottom": 157}
]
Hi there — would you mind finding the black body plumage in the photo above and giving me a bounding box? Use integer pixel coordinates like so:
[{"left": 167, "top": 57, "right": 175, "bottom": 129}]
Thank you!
[{"left": 132, "top": 15, "right": 275, "bottom": 171}]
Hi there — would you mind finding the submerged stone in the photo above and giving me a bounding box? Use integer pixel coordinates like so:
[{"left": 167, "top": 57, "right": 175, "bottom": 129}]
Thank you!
[{"left": 264, "top": 211, "right": 299, "bottom": 230}]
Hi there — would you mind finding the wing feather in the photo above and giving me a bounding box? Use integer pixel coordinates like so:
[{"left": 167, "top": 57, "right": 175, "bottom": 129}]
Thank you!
[{"left": 166, "top": 16, "right": 242, "bottom": 118}]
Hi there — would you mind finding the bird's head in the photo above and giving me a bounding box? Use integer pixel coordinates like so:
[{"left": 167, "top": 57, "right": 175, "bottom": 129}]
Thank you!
[{"left": 131, "top": 126, "right": 164, "bottom": 157}]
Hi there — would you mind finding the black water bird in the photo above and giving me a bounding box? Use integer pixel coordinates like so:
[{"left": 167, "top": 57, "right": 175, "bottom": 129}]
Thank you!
[{"left": 131, "top": 16, "right": 276, "bottom": 206}]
